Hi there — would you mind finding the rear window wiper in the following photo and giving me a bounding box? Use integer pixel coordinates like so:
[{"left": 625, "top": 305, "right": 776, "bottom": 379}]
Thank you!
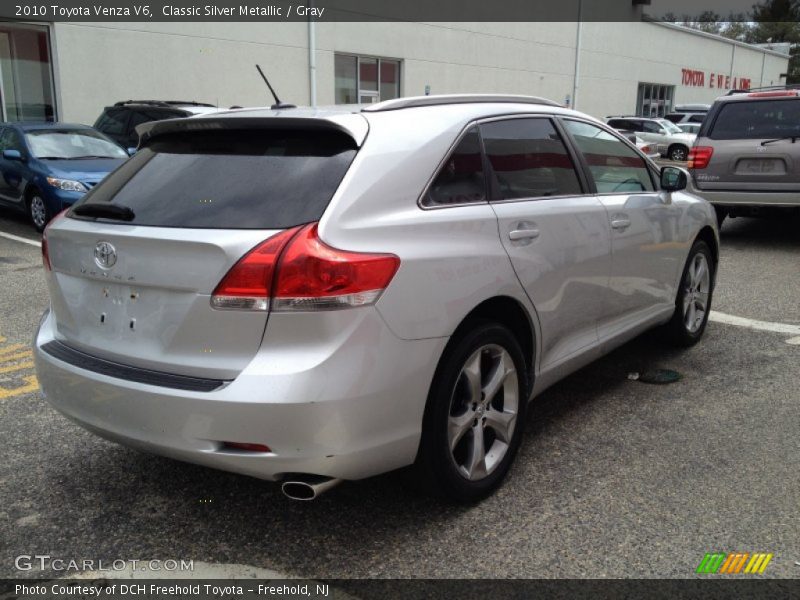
[
  {"left": 761, "top": 135, "right": 798, "bottom": 146},
  {"left": 71, "top": 203, "right": 135, "bottom": 221}
]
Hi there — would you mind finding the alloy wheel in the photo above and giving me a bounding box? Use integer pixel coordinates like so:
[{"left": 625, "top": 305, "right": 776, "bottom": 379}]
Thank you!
[
  {"left": 447, "top": 344, "right": 519, "bottom": 481},
  {"left": 30, "top": 196, "right": 47, "bottom": 229},
  {"left": 682, "top": 252, "right": 710, "bottom": 333}
]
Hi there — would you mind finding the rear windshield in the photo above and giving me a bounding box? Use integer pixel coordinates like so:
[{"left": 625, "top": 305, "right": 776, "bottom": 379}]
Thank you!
[
  {"left": 70, "top": 129, "right": 358, "bottom": 229},
  {"left": 708, "top": 99, "right": 800, "bottom": 140}
]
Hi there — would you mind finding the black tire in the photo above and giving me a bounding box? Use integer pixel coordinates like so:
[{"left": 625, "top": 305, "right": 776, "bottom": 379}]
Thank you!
[
  {"left": 663, "top": 241, "right": 715, "bottom": 347},
  {"left": 413, "top": 320, "right": 529, "bottom": 503},
  {"left": 714, "top": 206, "right": 727, "bottom": 229},
  {"left": 668, "top": 145, "right": 689, "bottom": 162},
  {"left": 27, "top": 188, "right": 51, "bottom": 233}
]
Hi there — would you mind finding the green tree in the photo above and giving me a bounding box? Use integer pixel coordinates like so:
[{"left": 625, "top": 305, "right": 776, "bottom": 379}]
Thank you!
[{"left": 747, "top": 0, "right": 800, "bottom": 83}]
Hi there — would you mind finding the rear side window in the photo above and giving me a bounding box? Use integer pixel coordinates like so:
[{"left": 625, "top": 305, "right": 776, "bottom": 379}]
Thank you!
[
  {"left": 480, "top": 118, "right": 582, "bottom": 200},
  {"left": 94, "top": 109, "right": 129, "bottom": 136},
  {"left": 708, "top": 99, "right": 800, "bottom": 140},
  {"left": 607, "top": 119, "right": 631, "bottom": 130},
  {"left": 562, "top": 120, "right": 654, "bottom": 194},
  {"left": 71, "top": 129, "right": 357, "bottom": 229},
  {"left": 689, "top": 114, "right": 706, "bottom": 123},
  {"left": 423, "top": 126, "right": 486, "bottom": 207}
]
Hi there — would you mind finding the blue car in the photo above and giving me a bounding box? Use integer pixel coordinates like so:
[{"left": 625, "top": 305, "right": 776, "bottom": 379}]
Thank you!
[{"left": 0, "top": 122, "right": 129, "bottom": 231}]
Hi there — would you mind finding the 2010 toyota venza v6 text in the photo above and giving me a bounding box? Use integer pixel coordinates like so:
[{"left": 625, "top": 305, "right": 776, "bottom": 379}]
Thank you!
[{"left": 34, "top": 95, "right": 719, "bottom": 502}]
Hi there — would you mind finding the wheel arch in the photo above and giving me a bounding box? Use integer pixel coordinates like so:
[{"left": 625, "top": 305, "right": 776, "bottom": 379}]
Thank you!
[
  {"left": 451, "top": 295, "right": 536, "bottom": 383},
  {"left": 694, "top": 225, "right": 719, "bottom": 279},
  {"left": 668, "top": 142, "right": 689, "bottom": 155},
  {"left": 23, "top": 182, "right": 43, "bottom": 207}
]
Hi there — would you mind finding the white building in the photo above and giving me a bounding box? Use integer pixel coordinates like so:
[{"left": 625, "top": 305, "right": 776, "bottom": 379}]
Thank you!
[{"left": 0, "top": 19, "right": 789, "bottom": 126}]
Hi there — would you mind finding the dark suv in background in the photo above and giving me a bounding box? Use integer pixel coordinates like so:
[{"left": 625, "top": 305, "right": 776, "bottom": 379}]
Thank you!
[
  {"left": 93, "top": 100, "right": 221, "bottom": 148},
  {"left": 686, "top": 87, "right": 800, "bottom": 226}
]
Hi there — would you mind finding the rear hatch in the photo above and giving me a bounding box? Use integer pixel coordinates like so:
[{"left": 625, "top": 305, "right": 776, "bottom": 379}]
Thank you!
[
  {"left": 693, "top": 96, "right": 800, "bottom": 191},
  {"left": 43, "top": 119, "right": 362, "bottom": 380}
]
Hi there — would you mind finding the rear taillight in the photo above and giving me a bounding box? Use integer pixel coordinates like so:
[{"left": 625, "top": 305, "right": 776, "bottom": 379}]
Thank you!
[
  {"left": 41, "top": 209, "right": 68, "bottom": 271},
  {"left": 272, "top": 223, "right": 400, "bottom": 311},
  {"left": 747, "top": 90, "right": 799, "bottom": 98},
  {"left": 688, "top": 146, "right": 714, "bottom": 169},
  {"left": 210, "top": 226, "right": 302, "bottom": 311},
  {"left": 42, "top": 233, "right": 51, "bottom": 271},
  {"left": 211, "top": 223, "right": 400, "bottom": 312}
]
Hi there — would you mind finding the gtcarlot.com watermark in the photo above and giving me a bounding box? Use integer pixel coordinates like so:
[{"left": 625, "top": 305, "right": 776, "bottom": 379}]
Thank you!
[{"left": 15, "top": 555, "right": 194, "bottom": 572}]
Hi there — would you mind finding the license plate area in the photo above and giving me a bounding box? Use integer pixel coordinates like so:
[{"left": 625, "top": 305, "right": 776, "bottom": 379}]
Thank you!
[
  {"left": 95, "top": 283, "right": 142, "bottom": 332},
  {"left": 735, "top": 158, "right": 787, "bottom": 175}
]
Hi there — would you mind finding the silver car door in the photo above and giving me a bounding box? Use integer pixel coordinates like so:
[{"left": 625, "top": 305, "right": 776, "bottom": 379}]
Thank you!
[
  {"left": 561, "top": 119, "right": 682, "bottom": 336},
  {"left": 480, "top": 116, "right": 612, "bottom": 369}
]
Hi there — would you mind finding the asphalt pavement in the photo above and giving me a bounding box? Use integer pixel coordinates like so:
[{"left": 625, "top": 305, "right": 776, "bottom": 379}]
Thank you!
[{"left": 1, "top": 207, "right": 798, "bottom": 580}]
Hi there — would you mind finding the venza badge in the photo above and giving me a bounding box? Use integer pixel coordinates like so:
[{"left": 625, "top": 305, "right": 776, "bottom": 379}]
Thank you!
[{"left": 93, "top": 241, "right": 117, "bottom": 269}]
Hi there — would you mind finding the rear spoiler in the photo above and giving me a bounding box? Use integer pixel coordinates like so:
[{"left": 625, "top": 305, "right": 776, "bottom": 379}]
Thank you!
[{"left": 136, "top": 113, "right": 369, "bottom": 148}]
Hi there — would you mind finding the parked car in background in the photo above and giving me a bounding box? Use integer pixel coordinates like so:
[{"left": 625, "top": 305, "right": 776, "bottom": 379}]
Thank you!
[
  {"left": 674, "top": 103, "right": 711, "bottom": 113},
  {"left": 94, "top": 100, "right": 221, "bottom": 148},
  {"left": 35, "top": 95, "right": 719, "bottom": 503},
  {"left": 677, "top": 123, "right": 701, "bottom": 135},
  {"left": 664, "top": 104, "right": 709, "bottom": 125},
  {"left": 686, "top": 87, "right": 800, "bottom": 226},
  {"left": 607, "top": 116, "right": 696, "bottom": 161},
  {"left": 617, "top": 129, "right": 660, "bottom": 159},
  {"left": 0, "top": 122, "right": 129, "bottom": 231},
  {"left": 664, "top": 112, "right": 707, "bottom": 125}
]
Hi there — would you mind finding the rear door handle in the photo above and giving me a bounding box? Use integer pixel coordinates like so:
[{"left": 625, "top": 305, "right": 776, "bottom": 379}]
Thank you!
[
  {"left": 509, "top": 229, "right": 540, "bottom": 241},
  {"left": 610, "top": 218, "right": 631, "bottom": 230}
]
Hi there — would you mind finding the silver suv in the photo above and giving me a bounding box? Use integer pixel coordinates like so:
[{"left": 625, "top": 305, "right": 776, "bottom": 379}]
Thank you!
[
  {"left": 606, "top": 116, "right": 696, "bottom": 161},
  {"left": 34, "top": 95, "right": 718, "bottom": 502},
  {"left": 686, "top": 88, "right": 800, "bottom": 226}
]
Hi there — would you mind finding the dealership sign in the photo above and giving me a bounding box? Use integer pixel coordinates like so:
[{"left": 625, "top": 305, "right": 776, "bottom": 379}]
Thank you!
[{"left": 681, "top": 68, "right": 751, "bottom": 90}]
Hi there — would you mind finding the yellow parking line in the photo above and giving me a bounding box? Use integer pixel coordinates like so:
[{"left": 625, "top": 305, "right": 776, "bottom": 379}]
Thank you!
[
  {"left": 0, "top": 351, "right": 32, "bottom": 363},
  {"left": 0, "top": 343, "right": 27, "bottom": 357},
  {"left": 0, "top": 361, "right": 34, "bottom": 374},
  {"left": 0, "top": 374, "right": 39, "bottom": 399}
]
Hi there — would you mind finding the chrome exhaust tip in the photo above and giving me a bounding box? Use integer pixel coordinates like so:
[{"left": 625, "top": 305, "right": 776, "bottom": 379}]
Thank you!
[{"left": 281, "top": 476, "right": 342, "bottom": 501}]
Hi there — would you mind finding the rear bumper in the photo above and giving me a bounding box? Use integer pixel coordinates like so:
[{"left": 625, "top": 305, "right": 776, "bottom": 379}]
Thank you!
[
  {"left": 686, "top": 179, "right": 800, "bottom": 207},
  {"left": 34, "top": 308, "right": 446, "bottom": 482}
]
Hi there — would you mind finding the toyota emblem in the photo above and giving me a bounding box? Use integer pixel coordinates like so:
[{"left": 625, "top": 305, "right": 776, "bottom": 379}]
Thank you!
[{"left": 94, "top": 241, "right": 117, "bottom": 269}]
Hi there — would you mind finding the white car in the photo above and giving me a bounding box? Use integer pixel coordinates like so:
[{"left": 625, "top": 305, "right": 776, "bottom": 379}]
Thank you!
[
  {"left": 35, "top": 95, "right": 719, "bottom": 502},
  {"left": 607, "top": 116, "right": 696, "bottom": 161},
  {"left": 677, "top": 123, "right": 701, "bottom": 135}
]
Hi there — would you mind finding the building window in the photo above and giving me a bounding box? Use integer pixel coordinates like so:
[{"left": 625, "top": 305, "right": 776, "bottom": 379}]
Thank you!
[
  {"left": 335, "top": 54, "right": 400, "bottom": 105},
  {"left": 0, "top": 23, "right": 55, "bottom": 122},
  {"left": 636, "top": 83, "right": 674, "bottom": 118}
]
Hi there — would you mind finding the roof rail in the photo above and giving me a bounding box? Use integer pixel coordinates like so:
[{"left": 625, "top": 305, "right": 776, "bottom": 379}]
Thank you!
[
  {"left": 362, "top": 94, "right": 561, "bottom": 112},
  {"left": 726, "top": 84, "right": 800, "bottom": 96},
  {"left": 113, "top": 100, "right": 216, "bottom": 107}
]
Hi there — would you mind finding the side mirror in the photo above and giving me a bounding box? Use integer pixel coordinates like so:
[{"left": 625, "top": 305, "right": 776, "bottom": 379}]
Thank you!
[
  {"left": 126, "top": 147, "right": 137, "bottom": 156},
  {"left": 661, "top": 166, "right": 687, "bottom": 192},
  {"left": 659, "top": 129, "right": 668, "bottom": 135},
  {"left": 2, "top": 149, "right": 22, "bottom": 161}
]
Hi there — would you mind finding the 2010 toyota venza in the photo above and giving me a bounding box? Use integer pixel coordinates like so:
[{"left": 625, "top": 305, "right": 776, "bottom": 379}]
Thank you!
[{"left": 34, "top": 95, "right": 718, "bottom": 502}]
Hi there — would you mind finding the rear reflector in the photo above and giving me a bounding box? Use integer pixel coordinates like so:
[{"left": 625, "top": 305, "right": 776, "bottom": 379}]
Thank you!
[
  {"left": 211, "top": 222, "right": 400, "bottom": 312},
  {"left": 221, "top": 442, "right": 271, "bottom": 453},
  {"left": 688, "top": 146, "right": 714, "bottom": 169}
]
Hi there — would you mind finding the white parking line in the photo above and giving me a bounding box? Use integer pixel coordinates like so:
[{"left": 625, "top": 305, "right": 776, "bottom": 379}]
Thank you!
[
  {"left": 0, "top": 231, "right": 41, "bottom": 248},
  {"left": 710, "top": 311, "right": 800, "bottom": 345}
]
